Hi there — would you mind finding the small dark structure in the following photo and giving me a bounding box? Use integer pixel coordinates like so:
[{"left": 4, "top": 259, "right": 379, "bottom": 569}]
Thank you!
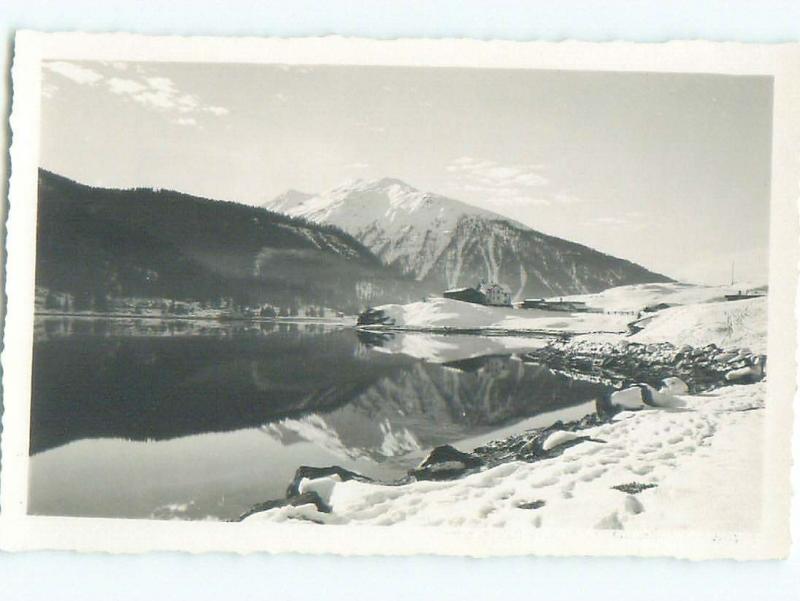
[
  {"left": 443, "top": 287, "right": 487, "bottom": 305},
  {"left": 642, "top": 302, "right": 671, "bottom": 313},
  {"left": 520, "top": 298, "right": 595, "bottom": 313},
  {"left": 724, "top": 290, "right": 765, "bottom": 302}
]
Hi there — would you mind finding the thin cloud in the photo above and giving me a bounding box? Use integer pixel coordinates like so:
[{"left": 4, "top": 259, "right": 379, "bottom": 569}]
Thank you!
[
  {"left": 43, "top": 61, "right": 231, "bottom": 122},
  {"left": 107, "top": 77, "right": 147, "bottom": 95},
  {"left": 44, "top": 61, "right": 103, "bottom": 85},
  {"left": 345, "top": 162, "right": 370, "bottom": 169},
  {"left": 447, "top": 156, "right": 549, "bottom": 206},
  {"left": 145, "top": 77, "right": 176, "bottom": 94}
]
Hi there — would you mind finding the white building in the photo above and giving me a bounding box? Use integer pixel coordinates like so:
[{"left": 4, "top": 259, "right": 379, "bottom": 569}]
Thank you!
[{"left": 479, "top": 281, "right": 512, "bottom": 306}]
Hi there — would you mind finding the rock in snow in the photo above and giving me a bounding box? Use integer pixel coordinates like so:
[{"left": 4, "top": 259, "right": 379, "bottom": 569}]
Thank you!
[
  {"left": 660, "top": 376, "right": 689, "bottom": 394},
  {"left": 541, "top": 430, "right": 583, "bottom": 452},
  {"left": 286, "top": 465, "right": 373, "bottom": 497},
  {"left": 298, "top": 474, "right": 342, "bottom": 506},
  {"left": 609, "top": 386, "right": 646, "bottom": 410},
  {"left": 411, "top": 444, "right": 484, "bottom": 481},
  {"left": 725, "top": 365, "right": 763, "bottom": 382},
  {"left": 237, "top": 491, "right": 331, "bottom": 521}
]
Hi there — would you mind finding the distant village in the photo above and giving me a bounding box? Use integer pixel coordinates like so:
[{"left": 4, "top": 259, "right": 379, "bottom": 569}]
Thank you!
[
  {"left": 34, "top": 287, "right": 345, "bottom": 322},
  {"left": 443, "top": 280, "right": 599, "bottom": 313}
]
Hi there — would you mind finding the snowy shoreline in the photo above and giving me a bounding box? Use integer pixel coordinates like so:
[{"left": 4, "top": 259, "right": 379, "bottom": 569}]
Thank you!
[
  {"left": 243, "top": 382, "right": 765, "bottom": 530},
  {"left": 240, "top": 283, "right": 769, "bottom": 530},
  {"left": 239, "top": 338, "right": 767, "bottom": 527}
]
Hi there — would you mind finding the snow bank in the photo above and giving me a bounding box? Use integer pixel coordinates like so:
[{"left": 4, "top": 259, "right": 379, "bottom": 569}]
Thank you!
[
  {"left": 630, "top": 297, "right": 767, "bottom": 354},
  {"left": 559, "top": 282, "right": 743, "bottom": 312},
  {"left": 369, "top": 297, "right": 513, "bottom": 329},
  {"left": 364, "top": 283, "right": 767, "bottom": 339},
  {"left": 367, "top": 297, "right": 630, "bottom": 334},
  {"left": 246, "top": 382, "right": 765, "bottom": 532}
]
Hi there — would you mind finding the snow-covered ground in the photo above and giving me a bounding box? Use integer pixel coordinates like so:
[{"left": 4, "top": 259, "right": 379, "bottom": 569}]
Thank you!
[
  {"left": 245, "top": 382, "right": 765, "bottom": 531},
  {"left": 363, "top": 282, "right": 767, "bottom": 353},
  {"left": 629, "top": 296, "right": 767, "bottom": 354},
  {"left": 560, "top": 281, "right": 764, "bottom": 312}
]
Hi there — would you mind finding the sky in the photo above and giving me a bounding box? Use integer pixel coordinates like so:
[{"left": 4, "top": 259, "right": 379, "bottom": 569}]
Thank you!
[{"left": 39, "top": 61, "right": 773, "bottom": 285}]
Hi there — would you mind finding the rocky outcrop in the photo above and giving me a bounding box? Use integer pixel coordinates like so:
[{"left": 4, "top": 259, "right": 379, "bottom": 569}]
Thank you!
[
  {"left": 473, "top": 417, "right": 604, "bottom": 466},
  {"left": 238, "top": 465, "right": 375, "bottom": 521},
  {"left": 410, "top": 444, "right": 485, "bottom": 481},
  {"left": 237, "top": 491, "right": 332, "bottom": 521},
  {"left": 520, "top": 340, "right": 766, "bottom": 394},
  {"left": 286, "top": 465, "right": 374, "bottom": 497}
]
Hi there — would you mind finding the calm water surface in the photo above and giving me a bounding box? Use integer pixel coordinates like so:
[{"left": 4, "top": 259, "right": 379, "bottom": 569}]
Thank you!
[{"left": 29, "top": 317, "right": 610, "bottom": 520}]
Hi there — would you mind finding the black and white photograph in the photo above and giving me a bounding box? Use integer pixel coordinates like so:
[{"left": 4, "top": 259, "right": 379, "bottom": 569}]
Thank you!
[{"left": 1, "top": 33, "right": 797, "bottom": 560}]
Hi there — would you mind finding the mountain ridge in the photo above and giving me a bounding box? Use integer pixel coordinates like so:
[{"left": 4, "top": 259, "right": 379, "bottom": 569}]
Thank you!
[
  {"left": 265, "top": 177, "right": 672, "bottom": 297},
  {"left": 35, "top": 169, "right": 423, "bottom": 313}
]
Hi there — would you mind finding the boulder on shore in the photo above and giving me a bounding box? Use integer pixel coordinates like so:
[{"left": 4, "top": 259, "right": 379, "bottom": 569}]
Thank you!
[
  {"left": 609, "top": 386, "right": 646, "bottom": 410},
  {"left": 411, "top": 444, "right": 484, "bottom": 481},
  {"left": 541, "top": 430, "right": 583, "bottom": 451},
  {"left": 660, "top": 376, "right": 689, "bottom": 394},
  {"left": 237, "top": 491, "right": 331, "bottom": 521},
  {"left": 287, "top": 465, "right": 373, "bottom": 497}
]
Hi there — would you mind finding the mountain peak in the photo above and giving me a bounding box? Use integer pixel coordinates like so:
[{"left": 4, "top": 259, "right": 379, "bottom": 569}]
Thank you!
[
  {"left": 263, "top": 189, "right": 314, "bottom": 212},
  {"left": 263, "top": 174, "right": 669, "bottom": 291},
  {"left": 331, "top": 176, "right": 418, "bottom": 194}
]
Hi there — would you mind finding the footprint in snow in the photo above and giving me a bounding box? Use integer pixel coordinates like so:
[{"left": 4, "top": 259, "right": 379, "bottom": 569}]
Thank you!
[
  {"left": 595, "top": 512, "right": 624, "bottom": 530},
  {"left": 624, "top": 495, "right": 645, "bottom": 515},
  {"left": 579, "top": 467, "right": 606, "bottom": 482}
]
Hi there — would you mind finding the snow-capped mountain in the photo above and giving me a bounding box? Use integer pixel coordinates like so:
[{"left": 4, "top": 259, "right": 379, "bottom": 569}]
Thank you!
[
  {"left": 264, "top": 177, "right": 508, "bottom": 278},
  {"left": 264, "top": 178, "right": 670, "bottom": 298}
]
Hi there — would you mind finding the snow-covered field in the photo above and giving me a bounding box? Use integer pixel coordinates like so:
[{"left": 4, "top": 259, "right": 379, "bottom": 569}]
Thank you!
[
  {"left": 246, "top": 382, "right": 765, "bottom": 530},
  {"left": 559, "top": 281, "right": 740, "bottom": 312},
  {"left": 629, "top": 296, "right": 767, "bottom": 354},
  {"left": 364, "top": 282, "right": 767, "bottom": 352}
]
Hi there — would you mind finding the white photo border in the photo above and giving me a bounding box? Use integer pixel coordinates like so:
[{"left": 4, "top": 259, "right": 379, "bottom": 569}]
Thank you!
[{"left": 2, "top": 32, "right": 797, "bottom": 559}]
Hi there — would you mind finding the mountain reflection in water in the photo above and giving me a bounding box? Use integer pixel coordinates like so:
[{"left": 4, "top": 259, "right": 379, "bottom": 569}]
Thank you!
[{"left": 29, "top": 318, "right": 611, "bottom": 520}]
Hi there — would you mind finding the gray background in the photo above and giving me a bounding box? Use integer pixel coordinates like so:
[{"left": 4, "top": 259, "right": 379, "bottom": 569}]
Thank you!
[{"left": 1, "top": 1, "right": 799, "bottom": 599}]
